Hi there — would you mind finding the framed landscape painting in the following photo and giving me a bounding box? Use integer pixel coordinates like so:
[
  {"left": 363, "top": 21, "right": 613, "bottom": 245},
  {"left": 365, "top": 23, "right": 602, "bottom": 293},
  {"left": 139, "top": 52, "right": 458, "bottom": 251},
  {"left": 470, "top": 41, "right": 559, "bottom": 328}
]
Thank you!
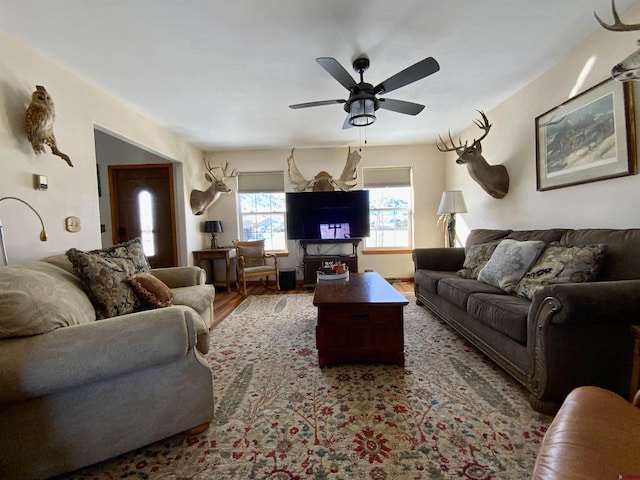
[{"left": 535, "top": 78, "right": 636, "bottom": 191}]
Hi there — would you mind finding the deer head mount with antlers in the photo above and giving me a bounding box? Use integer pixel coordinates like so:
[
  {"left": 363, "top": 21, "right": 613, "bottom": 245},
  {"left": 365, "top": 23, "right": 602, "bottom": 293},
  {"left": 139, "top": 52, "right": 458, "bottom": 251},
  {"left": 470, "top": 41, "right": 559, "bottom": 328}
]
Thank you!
[
  {"left": 190, "top": 159, "right": 237, "bottom": 216},
  {"left": 595, "top": 0, "right": 640, "bottom": 81},
  {"left": 287, "top": 147, "right": 361, "bottom": 192},
  {"left": 437, "top": 111, "right": 509, "bottom": 199}
]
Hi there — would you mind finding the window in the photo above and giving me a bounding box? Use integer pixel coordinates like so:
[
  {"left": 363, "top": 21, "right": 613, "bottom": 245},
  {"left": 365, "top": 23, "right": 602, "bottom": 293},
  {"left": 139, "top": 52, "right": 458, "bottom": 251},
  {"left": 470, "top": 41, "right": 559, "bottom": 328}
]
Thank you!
[
  {"left": 363, "top": 167, "right": 412, "bottom": 249},
  {"left": 237, "top": 171, "right": 286, "bottom": 251},
  {"left": 137, "top": 190, "right": 156, "bottom": 256}
]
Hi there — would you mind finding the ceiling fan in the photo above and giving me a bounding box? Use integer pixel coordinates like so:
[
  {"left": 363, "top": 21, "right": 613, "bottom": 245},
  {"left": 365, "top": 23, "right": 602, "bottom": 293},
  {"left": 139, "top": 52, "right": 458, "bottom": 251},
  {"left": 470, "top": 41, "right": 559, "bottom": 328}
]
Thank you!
[{"left": 289, "top": 55, "right": 440, "bottom": 129}]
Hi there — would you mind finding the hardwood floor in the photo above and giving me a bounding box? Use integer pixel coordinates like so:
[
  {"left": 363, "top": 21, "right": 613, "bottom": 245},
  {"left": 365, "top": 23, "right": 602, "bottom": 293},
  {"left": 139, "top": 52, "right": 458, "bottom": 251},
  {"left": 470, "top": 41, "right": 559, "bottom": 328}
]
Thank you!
[{"left": 212, "top": 280, "right": 414, "bottom": 328}]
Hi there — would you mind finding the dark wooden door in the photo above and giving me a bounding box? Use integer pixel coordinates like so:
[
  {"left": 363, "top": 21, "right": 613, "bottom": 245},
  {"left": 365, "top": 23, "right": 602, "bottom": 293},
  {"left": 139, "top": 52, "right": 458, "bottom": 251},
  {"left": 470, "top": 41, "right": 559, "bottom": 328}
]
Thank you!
[{"left": 109, "top": 164, "right": 177, "bottom": 268}]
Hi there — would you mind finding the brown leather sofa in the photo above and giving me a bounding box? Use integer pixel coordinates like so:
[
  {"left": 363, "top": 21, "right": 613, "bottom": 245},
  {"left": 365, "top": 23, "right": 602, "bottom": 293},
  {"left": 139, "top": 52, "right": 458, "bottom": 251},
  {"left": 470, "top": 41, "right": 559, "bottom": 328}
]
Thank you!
[
  {"left": 412, "top": 228, "right": 640, "bottom": 412},
  {"left": 531, "top": 386, "right": 640, "bottom": 480}
]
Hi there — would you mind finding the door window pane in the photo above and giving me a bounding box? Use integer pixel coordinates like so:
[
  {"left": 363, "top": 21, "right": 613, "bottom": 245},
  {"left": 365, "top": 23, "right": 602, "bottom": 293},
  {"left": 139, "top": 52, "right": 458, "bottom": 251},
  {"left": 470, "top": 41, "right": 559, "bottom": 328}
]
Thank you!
[{"left": 138, "top": 190, "right": 155, "bottom": 256}]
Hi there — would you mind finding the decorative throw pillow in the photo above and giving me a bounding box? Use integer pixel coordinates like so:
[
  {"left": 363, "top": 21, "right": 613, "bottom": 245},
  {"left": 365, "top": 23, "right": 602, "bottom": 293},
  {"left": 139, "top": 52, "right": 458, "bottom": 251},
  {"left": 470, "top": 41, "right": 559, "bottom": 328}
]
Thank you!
[
  {"left": 66, "top": 238, "right": 151, "bottom": 319},
  {"left": 127, "top": 272, "right": 174, "bottom": 308},
  {"left": 458, "top": 240, "right": 501, "bottom": 279},
  {"left": 477, "top": 239, "right": 546, "bottom": 292},
  {"left": 514, "top": 243, "right": 607, "bottom": 300}
]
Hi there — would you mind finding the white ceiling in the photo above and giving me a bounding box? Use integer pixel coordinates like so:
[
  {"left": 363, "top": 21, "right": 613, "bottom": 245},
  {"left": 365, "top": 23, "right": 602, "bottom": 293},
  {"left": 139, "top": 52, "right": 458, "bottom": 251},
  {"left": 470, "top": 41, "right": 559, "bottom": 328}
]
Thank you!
[{"left": 2, "top": 0, "right": 638, "bottom": 151}]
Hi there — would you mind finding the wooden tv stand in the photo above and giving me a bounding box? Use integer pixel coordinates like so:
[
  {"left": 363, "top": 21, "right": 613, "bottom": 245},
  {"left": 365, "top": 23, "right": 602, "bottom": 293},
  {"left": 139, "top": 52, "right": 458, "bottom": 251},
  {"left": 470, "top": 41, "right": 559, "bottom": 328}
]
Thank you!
[{"left": 300, "top": 239, "right": 360, "bottom": 288}]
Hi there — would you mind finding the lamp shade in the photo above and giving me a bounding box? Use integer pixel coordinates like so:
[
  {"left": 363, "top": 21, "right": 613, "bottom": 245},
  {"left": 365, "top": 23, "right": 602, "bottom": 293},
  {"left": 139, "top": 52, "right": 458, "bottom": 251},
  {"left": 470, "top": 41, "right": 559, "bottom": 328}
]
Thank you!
[
  {"left": 204, "top": 220, "right": 223, "bottom": 233},
  {"left": 437, "top": 190, "right": 467, "bottom": 215}
]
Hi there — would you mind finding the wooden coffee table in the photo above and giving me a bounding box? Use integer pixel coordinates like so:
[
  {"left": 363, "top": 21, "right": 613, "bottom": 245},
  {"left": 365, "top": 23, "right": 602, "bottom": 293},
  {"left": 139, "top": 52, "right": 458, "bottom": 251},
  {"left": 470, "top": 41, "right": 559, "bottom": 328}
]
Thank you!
[{"left": 313, "top": 271, "right": 409, "bottom": 367}]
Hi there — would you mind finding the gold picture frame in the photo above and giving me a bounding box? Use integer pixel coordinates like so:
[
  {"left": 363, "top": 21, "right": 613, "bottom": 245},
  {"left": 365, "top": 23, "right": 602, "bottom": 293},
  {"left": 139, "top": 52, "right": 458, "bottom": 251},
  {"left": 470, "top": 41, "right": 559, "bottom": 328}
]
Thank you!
[{"left": 535, "top": 78, "right": 636, "bottom": 191}]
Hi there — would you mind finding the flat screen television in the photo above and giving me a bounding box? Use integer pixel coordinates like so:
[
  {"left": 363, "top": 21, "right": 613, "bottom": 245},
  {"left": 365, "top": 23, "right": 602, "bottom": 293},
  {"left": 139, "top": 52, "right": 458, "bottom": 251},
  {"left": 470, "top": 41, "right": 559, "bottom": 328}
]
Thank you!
[{"left": 285, "top": 190, "right": 370, "bottom": 241}]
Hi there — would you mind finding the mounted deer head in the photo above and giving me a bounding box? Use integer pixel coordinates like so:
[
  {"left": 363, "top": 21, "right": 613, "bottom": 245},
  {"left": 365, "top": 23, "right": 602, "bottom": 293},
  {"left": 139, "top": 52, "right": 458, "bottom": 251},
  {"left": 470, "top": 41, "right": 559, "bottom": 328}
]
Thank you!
[
  {"left": 190, "top": 159, "right": 237, "bottom": 215},
  {"left": 437, "top": 111, "right": 509, "bottom": 199},
  {"left": 595, "top": 0, "right": 640, "bottom": 81},
  {"left": 287, "top": 147, "right": 361, "bottom": 192}
]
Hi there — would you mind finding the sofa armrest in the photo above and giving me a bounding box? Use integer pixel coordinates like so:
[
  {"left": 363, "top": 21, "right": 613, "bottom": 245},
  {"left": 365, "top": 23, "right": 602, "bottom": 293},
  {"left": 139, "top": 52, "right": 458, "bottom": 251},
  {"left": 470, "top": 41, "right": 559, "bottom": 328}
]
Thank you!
[
  {"left": 412, "top": 247, "right": 465, "bottom": 272},
  {"left": 527, "top": 280, "right": 640, "bottom": 403},
  {"left": 151, "top": 266, "right": 206, "bottom": 288},
  {"left": 531, "top": 280, "right": 640, "bottom": 326},
  {"left": 0, "top": 306, "right": 201, "bottom": 405}
]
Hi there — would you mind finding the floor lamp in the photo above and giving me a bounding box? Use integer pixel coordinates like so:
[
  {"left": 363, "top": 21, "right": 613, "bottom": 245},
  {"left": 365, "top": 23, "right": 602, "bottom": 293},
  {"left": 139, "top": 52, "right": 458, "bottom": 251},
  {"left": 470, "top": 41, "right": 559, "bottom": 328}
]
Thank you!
[
  {"left": 0, "top": 196, "right": 48, "bottom": 266},
  {"left": 437, "top": 190, "right": 467, "bottom": 248}
]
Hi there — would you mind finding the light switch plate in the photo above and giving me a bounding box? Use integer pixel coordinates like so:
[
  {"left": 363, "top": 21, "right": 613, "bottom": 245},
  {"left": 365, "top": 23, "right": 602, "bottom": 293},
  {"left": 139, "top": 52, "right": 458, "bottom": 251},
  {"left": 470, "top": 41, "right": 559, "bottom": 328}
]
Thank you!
[{"left": 65, "top": 216, "right": 81, "bottom": 233}]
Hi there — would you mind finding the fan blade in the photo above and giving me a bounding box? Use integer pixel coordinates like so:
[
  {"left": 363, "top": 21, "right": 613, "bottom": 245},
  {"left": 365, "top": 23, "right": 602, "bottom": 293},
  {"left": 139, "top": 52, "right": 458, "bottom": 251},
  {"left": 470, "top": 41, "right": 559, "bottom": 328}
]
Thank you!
[
  {"left": 316, "top": 57, "right": 357, "bottom": 90},
  {"left": 341, "top": 115, "right": 353, "bottom": 130},
  {"left": 378, "top": 98, "right": 425, "bottom": 115},
  {"left": 289, "top": 99, "right": 346, "bottom": 109},
  {"left": 374, "top": 57, "right": 440, "bottom": 95}
]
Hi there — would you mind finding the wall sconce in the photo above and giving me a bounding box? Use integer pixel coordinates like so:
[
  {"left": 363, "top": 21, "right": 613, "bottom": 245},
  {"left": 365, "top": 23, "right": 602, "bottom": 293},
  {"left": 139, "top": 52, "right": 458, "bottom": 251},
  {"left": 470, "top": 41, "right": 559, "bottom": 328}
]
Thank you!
[
  {"left": 204, "top": 220, "right": 223, "bottom": 249},
  {"left": 0, "top": 196, "right": 48, "bottom": 265},
  {"left": 437, "top": 190, "right": 467, "bottom": 248}
]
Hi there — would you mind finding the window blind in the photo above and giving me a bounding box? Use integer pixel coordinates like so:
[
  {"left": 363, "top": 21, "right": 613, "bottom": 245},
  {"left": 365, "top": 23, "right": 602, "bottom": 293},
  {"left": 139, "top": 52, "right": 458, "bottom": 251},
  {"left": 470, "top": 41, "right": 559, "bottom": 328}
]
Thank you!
[
  {"left": 363, "top": 166, "right": 411, "bottom": 188},
  {"left": 237, "top": 171, "right": 285, "bottom": 193}
]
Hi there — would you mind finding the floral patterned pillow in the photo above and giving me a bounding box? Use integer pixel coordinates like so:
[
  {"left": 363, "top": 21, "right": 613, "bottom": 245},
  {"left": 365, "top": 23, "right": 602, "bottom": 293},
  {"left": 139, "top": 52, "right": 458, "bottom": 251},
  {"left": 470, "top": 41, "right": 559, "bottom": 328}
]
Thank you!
[
  {"left": 458, "top": 240, "right": 501, "bottom": 279},
  {"left": 66, "top": 238, "right": 150, "bottom": 319},
  {"left": 514, "top": 244, "right": 607, "bottom": 301},
  {"left": 477, "top": 239, "right": 546, "bottom": 292}
]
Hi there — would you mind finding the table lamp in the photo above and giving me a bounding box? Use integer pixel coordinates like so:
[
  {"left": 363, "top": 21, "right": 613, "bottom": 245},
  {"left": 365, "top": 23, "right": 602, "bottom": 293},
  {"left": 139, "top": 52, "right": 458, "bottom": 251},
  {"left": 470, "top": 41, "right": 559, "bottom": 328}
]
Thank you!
[
  {"left": 204, "top": 220, "right": 223, "bottom": 249},
  {"left": 437, "top": 190, "right": 467, "bottom": 248}
]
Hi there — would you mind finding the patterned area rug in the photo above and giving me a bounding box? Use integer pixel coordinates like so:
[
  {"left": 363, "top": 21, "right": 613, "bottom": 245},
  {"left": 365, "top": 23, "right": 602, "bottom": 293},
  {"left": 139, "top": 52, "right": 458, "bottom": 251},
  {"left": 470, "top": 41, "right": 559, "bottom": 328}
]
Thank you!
[{"left": 64, "top": 293, "right": 551, "bottom": 479}]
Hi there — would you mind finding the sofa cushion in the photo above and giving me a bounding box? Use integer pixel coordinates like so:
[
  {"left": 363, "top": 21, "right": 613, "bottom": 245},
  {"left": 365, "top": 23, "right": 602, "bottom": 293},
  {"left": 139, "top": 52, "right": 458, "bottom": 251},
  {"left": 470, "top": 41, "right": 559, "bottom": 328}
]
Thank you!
[
  {"left": 66, "top": 238, "right": 151, "bottom": 319},
  {"left": 458, "top": 240, "right": 501, "bottom": 279},
  {"left": 127, "top": 272, "right": 174, "bottom": 308},
  {"left": 465, "top": 229, "right": 511, "bottom": 249},
  {"left": 467, "top": 293, "right": 530, "bottom": 344},
  {"left": 414, "top": 269, "right": 459, "bottom": 294},
  {"left": 560, "top": 229, "right": 640, "bottom": 281},
  {"left": 506, "top": 229, "right": 569, "bottom": 244},
  {"left": 0, "top": 262, "right": 96, "bottom": 338},
  {"left": 172, "top": 284, "right": 216, "bottom": 319},
  {"left": 438, "top": 277, "right": 506, "bottom": 310},
  {"left": 478, "top": 239, "right": 546, "bottom": 292},
  {"left": 515, "top": 243, "right": 607, "bottom": 301}
]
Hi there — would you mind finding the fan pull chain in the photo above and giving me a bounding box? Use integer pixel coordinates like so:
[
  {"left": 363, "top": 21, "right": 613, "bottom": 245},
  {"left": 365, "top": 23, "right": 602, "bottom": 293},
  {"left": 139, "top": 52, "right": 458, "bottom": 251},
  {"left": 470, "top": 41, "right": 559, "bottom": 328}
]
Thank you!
[{"left": 359, "top": 126, "right": 368, "bottom": 152}]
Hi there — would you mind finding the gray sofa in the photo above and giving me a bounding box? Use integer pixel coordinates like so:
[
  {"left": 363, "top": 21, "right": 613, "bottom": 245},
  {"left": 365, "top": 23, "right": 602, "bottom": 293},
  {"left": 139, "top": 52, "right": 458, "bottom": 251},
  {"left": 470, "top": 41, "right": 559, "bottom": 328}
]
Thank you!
[
  {"left": 413, "top": 228, "right": 640, "bottom": 413},
  {"left": 0, "top": 255, "right": 216, "bottom": 480}
]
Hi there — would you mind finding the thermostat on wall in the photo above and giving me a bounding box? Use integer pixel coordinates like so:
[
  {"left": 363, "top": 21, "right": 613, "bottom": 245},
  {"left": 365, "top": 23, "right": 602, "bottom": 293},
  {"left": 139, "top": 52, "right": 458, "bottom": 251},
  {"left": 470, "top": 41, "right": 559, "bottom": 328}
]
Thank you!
[{"left": 65, "top": 216, "right": 81, "bottom": 233}]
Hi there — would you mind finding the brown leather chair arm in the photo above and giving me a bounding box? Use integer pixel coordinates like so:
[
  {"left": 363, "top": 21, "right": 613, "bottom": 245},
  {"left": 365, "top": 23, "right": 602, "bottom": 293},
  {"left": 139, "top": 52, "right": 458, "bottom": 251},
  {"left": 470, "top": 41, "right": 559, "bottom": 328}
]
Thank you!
[{"left": 412, "top": 247, "right": 465, "bottom": 271}]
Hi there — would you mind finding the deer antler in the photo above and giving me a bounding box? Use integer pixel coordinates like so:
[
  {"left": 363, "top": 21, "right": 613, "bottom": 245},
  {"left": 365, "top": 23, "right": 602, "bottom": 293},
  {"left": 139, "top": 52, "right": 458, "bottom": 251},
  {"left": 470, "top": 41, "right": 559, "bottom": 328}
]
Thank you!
[
  {"left": 218, "top": 160, "right": 237, "bottom": 180},
  {"left": 472, "top": 110, "right": 492, "bottom": 144},
  {"left": 436, "top": 130, "right": 467, "bottom": 153},
  {"left": 595, "top": 0, "right": 640, "bottom": 31},
  {"left": 203, "top": 158, "right": 217, "bottom": 182}
]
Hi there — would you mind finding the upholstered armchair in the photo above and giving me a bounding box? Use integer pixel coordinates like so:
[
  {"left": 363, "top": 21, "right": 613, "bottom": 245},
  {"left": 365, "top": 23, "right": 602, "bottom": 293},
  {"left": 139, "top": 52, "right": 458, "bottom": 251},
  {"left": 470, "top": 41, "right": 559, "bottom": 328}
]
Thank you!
[{"left": 233, "top": 239, "right": 279, "bottom": 295}]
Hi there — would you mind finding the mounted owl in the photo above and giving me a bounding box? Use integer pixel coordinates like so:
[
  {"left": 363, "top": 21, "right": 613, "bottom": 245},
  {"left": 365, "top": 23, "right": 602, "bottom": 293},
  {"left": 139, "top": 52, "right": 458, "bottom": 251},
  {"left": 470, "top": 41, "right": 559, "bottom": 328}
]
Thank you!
[
  {"left": 287, "top": 147, "right": 361, "bottom": 192},
  {"left": 25, "top": 85, "right": 73, "bottom": 167}
]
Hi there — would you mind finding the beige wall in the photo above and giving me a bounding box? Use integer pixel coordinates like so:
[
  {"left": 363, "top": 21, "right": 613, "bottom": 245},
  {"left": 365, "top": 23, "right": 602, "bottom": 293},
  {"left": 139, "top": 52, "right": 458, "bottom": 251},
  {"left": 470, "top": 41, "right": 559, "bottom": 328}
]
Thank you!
[
  {"left": 442, "top": 4, "right": 640, "bottom": 244},
  {"left": 0, "top": 31, "right": 203, "bottom": 265}
]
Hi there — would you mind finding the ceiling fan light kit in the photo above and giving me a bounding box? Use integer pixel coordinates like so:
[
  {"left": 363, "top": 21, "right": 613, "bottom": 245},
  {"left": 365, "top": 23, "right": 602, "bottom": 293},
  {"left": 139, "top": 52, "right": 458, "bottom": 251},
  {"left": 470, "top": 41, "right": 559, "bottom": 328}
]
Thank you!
[{"left": 289, "top": 55, "right": 440, "bottom": 130}]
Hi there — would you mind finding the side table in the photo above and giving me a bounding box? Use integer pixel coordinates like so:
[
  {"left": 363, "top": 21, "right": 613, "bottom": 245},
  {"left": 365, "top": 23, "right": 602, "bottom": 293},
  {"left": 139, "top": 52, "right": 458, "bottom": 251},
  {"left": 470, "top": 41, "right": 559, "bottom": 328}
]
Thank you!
[
  {"left": 631, "top": 325, "right": 640, "bottom": 401},
  {"left": 193, "top": 248, "right": 236, "bottom": 292}
]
